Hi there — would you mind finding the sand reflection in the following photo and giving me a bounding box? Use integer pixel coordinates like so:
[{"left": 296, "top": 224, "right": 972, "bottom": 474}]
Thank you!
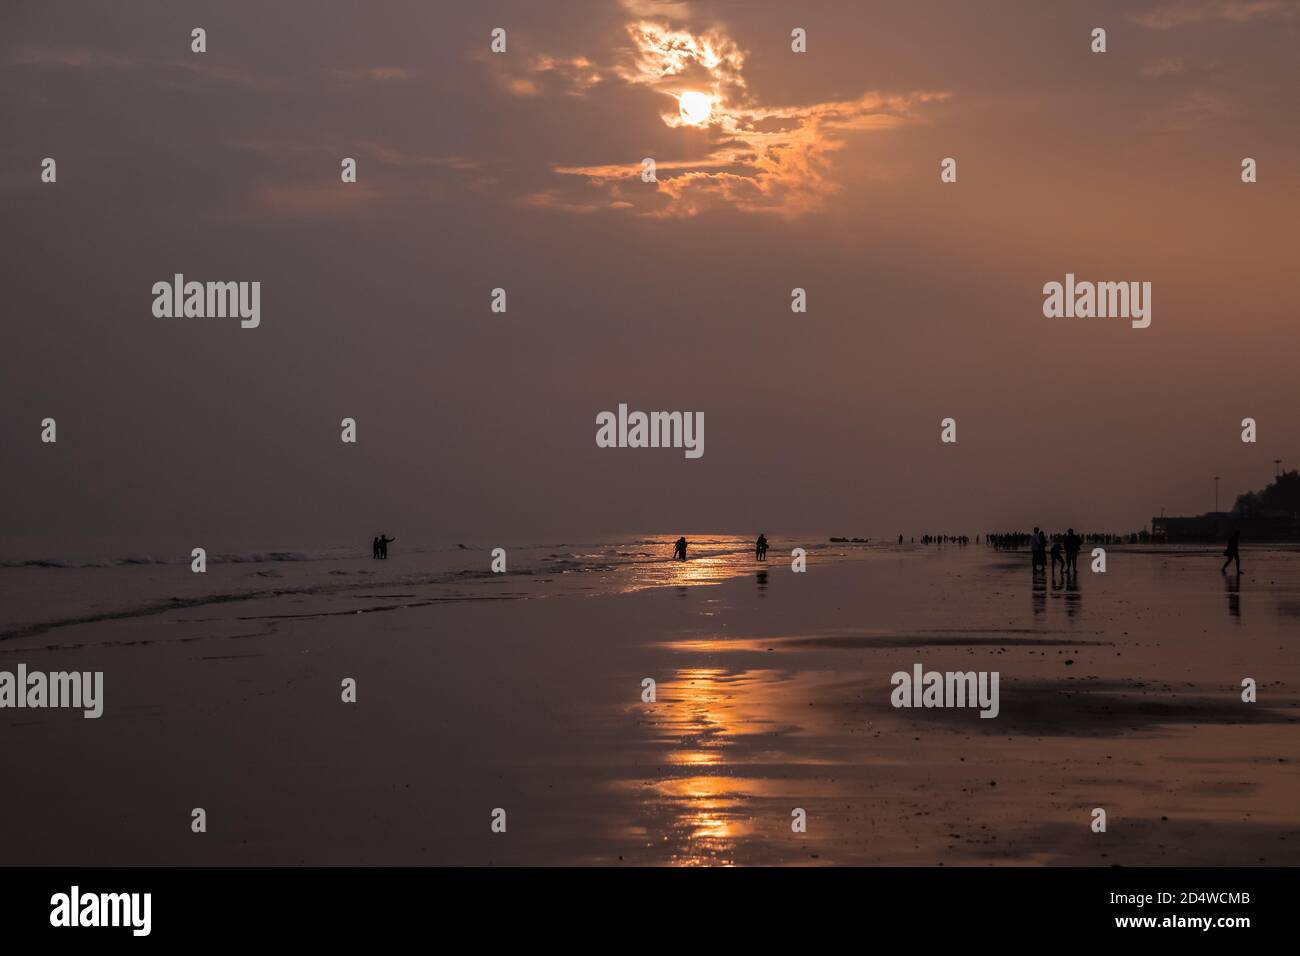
[{"left": 622, "top": 664, "right": 845, "bottom": 865}]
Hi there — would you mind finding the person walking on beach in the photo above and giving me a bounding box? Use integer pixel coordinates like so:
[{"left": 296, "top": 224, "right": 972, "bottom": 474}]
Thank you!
[
  {"left": 1050, "top": 538, "right": 1066, "bottom": 577},
  {"left": 756, "top": 534, "right": 768, "bottom": 561},
  {"left": 377, "top": 534, "right": 396, "bottom": 559},
  {"left": 1063, "top": 528, "right": 1082, "bottom": 574},
  {"left": 1221, "top": 530, "right": 1241, "bottom": 575},
  {"left": 672, "top": 536, "right": 688, "bottom": 561}
]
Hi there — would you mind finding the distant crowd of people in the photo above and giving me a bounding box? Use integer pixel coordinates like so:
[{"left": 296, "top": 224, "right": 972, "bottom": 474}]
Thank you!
[
  {"left": 986, "top": 530, "right": 1152, "bottom": 548},
  {"left": 984, "top": 526, "right": 1241, "bottom": 576}
]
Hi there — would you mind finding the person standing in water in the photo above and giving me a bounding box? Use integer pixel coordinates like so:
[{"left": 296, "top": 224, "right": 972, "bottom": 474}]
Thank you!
[
  {"left": 672, "top": 536, "right": 688, "bottom": 561},
  {"left": 377, "top": 534, "right": 396, "bottom": 559},
  {"left": 372, "top": 536, "right": 381, "bottom": 560},
  {"left": 756, "top": 534, "right": 768, "bottom": 561},
  {"left": 1221, "top": 530, "right": 1241, "bottom": 575}
]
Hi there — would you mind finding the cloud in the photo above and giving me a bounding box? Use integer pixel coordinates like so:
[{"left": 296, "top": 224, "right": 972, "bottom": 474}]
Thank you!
[
  {"left": 8, "top": 47, "right": 134, "bottom": 69},
  {"left": 555, "top": 90, "right": 946, "bottom": 217},
  {"left": 486, "top": 52, "right": 606, "bottom": 99},
  {"left": 224, "top": 141, "right": 481, "bottom": 219},
  {"left": 1131, "top": 0, "right": 1299, "bottom": 29},
  {"left": 491, "top": 16, "right": 947, "bottom": 218},
  {"left": 8, "top": 46, "right": 276, "bottom": 90},
  {"left": 328, "top": 66, "right": 413, "bottom": 83},
  {"left": 1146, "top": 88, "right": 1232, "bottom": 131},
  {"left": 619, "top": 0, "right": 694, "bottom": 17},
  {"left": 618, "top": 19, "right": 746, "bottom": 96},
  {"left": 361, "top": 144, "right": 480, "bottom": 171},
  {"left": 247, "top": 181, "right": 382, "bottom": 217},
  {"left": 1141, "top": 56, "right": 1186, "bottom": 76}
]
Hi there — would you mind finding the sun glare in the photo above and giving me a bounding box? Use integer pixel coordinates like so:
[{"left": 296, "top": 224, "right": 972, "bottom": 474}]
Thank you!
[{"left": 678, "top": 90, "right": 713, "bottom": 126}]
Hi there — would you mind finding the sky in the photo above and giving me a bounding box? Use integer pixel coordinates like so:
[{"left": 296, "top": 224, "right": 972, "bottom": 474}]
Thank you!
[{"left": 3, "top": 0, "right": 1298, "bottom": 553}]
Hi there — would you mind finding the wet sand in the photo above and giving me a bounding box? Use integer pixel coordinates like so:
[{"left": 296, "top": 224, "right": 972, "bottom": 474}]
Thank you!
[{"left": 1, "top": 545, "right": 1296, "bottom": 865}]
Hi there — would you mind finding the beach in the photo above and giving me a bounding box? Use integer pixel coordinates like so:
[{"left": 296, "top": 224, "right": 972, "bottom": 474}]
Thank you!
[{"left": 1, "top": 539, "right": 1296, "bottom": 866}]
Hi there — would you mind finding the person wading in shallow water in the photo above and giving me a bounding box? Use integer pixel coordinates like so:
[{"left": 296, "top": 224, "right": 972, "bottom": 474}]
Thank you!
[
  {"left": 672, "top": 536, "right": 688, "bottom": 561},
  {"left": 377, "top": 535, "right": 396, "bottom": 559},
  {"left": 755, "top": 534, "right": 768, "bottom": 561}
]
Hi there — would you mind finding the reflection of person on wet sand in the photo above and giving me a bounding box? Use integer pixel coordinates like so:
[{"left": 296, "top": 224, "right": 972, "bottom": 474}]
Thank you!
[
  {"left": 1224, "top": 573, "right": 1241, "bottom": 619},
  {"left": 1221, "top": 530, "right": 1241, "bottom": 575},
  {"left": 755, "top": 534, "right": 768, "bottom": 561},
  {"left": 672, "top": 536, "right": 688, "bottom": 561}
]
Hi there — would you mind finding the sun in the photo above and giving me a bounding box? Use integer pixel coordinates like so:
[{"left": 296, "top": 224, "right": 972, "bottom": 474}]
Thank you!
[{"left": 678, "top": 90, "right": 713, "bottom": 126}]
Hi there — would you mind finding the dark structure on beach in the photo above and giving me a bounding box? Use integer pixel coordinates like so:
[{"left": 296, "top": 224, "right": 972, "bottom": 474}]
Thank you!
[{"left": 1153, "top": 470, "right": 1300, "bottom": 543}]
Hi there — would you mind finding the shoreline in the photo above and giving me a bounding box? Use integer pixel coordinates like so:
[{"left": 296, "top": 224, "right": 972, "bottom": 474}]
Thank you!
[{"left": 1, "top": 546, "right": 1295, "bottom": 865}]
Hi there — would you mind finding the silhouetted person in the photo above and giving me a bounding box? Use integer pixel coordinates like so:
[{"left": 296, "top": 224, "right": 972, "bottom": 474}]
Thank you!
[
  {"left": 672, "top": 536, "right": 688, "bottom": 561},
  {"left": 756, "top": 534, "right": 768, "bottom": 560},
  {"left": 1221, "top": 530, "right": 1240, "bottom": 575},
  {"left": 1050, "top": 539, "right": 1065, "bottom": 576},
  {"left": 898, "top": 534, "right": 904, "bottom": 543},
  {"left": 378, "top": 535, "right": 396, "bottom": 559},
  {"left": 372, "top": 536, "right": 381, "bottom": 560},
  {"left": 1063, "top": 528, "right": 1081, "bottom": 574},
  {"left": 1030, "top": 527, "right": 1045, "bottom": 570}
]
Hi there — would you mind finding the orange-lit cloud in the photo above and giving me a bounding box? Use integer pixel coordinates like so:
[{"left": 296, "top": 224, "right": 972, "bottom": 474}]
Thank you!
[
  {"left": 550, "top": 84, "right": 948, "bottom": 217},
  {"left": 503, "top": 15, "right": 946, "bottom": 217},
  {"left": 487, "top": 52, "right": 604, "bottom": 99}
]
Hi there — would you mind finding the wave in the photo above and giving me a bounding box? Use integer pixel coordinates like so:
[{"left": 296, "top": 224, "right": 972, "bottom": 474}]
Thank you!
[
  {"left": 0, "top": 551, "right": 330, "bottom": 569},
  {"left": 0, "top": 564, "right": 505, "bottom": 641},
  {"left": 0, "top": 545, "right": 478, "bottom": 569}
]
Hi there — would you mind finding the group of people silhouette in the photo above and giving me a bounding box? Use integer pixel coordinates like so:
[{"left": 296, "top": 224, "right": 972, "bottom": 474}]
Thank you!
[
  {"left": 1027, "top": 527, "right": 1084, "bottom": 577},
  {"left": 1002, "top": 526, "right": 1242, "bottom": 576},
  {"left": 371, "top": 534, "right": 396, "bottom": 559}
]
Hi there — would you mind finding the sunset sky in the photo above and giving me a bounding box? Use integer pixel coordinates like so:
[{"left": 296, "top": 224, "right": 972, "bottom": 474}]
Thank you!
[{"left": 3, "top": 0, "right": 1298, "bottom": 551}]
